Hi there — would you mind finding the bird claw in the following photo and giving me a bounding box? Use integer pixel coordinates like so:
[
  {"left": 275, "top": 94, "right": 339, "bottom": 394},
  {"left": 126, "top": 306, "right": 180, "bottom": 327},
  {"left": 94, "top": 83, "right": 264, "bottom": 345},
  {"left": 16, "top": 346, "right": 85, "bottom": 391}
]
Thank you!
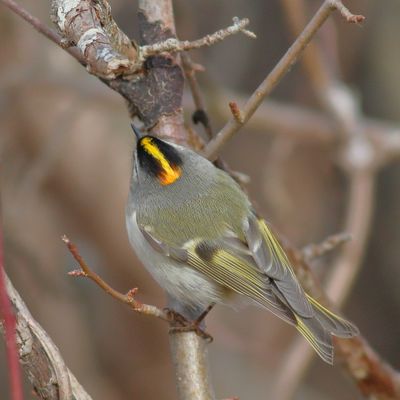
[{"left": 165, "top": 309, "right": 214, "bottom": 343}]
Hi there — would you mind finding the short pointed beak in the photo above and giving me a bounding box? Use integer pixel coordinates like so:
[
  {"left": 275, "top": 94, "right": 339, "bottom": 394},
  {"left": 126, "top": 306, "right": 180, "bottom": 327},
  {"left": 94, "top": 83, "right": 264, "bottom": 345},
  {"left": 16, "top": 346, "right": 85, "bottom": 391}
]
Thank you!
[{"left": 131, "top": 123, "right": 144, "bottom": 140}]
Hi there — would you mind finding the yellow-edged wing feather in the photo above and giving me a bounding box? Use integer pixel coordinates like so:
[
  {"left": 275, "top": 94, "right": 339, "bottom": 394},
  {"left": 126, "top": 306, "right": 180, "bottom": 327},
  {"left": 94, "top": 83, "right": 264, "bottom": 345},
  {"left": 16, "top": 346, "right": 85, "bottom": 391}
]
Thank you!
[{"left": 138, "top": 215, "right": 358, "bottom": 365}]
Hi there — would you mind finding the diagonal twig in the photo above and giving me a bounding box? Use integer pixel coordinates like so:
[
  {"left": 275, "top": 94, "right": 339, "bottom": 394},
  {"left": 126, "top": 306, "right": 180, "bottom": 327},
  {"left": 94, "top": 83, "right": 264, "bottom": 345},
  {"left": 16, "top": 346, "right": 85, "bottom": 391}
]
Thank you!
[
  {"left": 203, "top": 0, "right": 365, "bottom": 161},
  {"left": 62, "top": 235, "right": 168, "bottom": 321}
]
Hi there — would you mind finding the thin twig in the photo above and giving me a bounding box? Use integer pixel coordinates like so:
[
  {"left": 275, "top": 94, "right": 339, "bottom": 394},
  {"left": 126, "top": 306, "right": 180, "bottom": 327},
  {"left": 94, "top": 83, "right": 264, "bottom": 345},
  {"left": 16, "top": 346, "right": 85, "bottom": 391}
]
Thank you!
[
  {"left": 330, "top": 0, "right": 366, "bottom": 24},
  {"left": 0, "top": 0, "right": 84, "bottom": 64},
  {"left": 141, "top": 17, "right": 255, "bottom": 60},
  {"left": 62, "top": 235, "right": 169, "bottom": 321},
  {"left": 301, "top": 232, "right": 352, "bottom": 262},
  {"left": 228, "top": 102, "right": 244, "bottom": 124},
  {"left": 203, "top": 1, "right": 365, "bottom": 161},
  {"left": 0, "top": 231, "right": 24, "bottom": 400}
]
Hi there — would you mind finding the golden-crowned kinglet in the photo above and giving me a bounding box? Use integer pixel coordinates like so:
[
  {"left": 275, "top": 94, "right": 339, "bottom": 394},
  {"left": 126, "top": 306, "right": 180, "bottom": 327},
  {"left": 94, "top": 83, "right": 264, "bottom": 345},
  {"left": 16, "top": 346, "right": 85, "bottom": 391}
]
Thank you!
[{"left": 125, "top": 125, "right": 359, "bottom": 364}]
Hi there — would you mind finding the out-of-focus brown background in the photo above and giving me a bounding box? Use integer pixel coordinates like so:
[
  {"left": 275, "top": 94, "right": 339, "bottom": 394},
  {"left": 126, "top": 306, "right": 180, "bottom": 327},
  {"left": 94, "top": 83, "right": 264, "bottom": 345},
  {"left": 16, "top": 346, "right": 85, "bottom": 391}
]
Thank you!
[{"left": 1, "top": 1, "right": 399, "bottom": 399}]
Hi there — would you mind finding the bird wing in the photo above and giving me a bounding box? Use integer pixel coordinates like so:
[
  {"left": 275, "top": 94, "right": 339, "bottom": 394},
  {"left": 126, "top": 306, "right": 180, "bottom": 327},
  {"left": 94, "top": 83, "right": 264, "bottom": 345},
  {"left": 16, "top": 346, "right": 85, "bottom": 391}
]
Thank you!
[
  {"left": 138, "top": 222, "right": 296, "bottom": 325},
  {"left": 137, "top": 214, "right": 358, "bottom": 364},
  {"left": 243, "top": 213, "right": 314, "bottom": 317}
]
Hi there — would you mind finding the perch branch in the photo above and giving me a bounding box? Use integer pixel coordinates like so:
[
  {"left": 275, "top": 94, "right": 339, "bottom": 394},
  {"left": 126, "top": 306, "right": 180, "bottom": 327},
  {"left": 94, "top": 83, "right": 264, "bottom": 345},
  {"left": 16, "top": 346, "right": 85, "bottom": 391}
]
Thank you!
[
  {"left": 137, "top": 2, "right": 215, "bottom": 399},
  {"left": 62, "top": 235, "right": 168, "bottom": 321},
  {"left": 3, "top": 274, "right": 92, "bottom": 400},
  {"left": 0, "top": 231, "right": 23, "bottom": 400},
  {"left": 203, "top": 0, "right": 365, "bottom": 160}
]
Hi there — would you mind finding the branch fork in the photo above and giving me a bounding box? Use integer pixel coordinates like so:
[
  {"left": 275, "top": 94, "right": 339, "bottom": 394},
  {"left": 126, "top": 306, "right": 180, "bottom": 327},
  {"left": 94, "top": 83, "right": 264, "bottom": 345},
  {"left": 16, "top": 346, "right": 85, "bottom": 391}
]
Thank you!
[{"left": 50, "top": 0, "right": 256, "bottom": 79}]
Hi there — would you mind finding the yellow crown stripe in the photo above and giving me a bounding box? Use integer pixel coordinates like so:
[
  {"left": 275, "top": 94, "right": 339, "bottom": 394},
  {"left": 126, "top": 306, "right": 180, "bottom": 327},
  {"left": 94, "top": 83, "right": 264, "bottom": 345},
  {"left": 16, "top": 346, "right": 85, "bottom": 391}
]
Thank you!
[{"left": 141, "top": 137, "right": 181, "bottom": 185}]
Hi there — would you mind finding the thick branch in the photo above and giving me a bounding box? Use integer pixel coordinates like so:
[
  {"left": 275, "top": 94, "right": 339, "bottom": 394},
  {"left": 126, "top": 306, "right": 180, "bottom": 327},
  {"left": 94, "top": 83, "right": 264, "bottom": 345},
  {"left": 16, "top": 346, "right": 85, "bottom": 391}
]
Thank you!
[
  {"left": 3, "top": 1, "right": 254, "bottom": 82},
  {"left": 50, "top": 0, "right": 137, "bottom": 78}
]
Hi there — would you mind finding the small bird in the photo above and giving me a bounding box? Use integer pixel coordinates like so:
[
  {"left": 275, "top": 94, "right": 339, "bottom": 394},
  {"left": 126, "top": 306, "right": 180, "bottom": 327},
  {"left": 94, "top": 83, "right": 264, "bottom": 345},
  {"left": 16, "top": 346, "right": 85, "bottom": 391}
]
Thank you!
[{"left": 125, "top": 125, "right": 359, "bottom": 364}]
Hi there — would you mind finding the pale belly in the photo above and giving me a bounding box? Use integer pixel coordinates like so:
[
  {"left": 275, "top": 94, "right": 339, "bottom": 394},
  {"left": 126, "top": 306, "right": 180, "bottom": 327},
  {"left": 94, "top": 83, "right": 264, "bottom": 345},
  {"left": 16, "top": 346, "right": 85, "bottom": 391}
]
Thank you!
[{"left": 125, "top": 210, "right": 226, "bottom": 310}]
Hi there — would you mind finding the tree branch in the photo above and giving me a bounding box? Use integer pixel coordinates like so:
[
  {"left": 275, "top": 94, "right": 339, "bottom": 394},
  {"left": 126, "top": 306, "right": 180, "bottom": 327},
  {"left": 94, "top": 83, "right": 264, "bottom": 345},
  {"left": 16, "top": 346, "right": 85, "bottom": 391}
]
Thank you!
[
  {"left": 203, "top": 0, "right": 365, "bottom": 160},
  {"left": 62, "top": 235, "right": 169, "bottom": 321},
  {"left": 140, "top": 17, "right": 255, "bottom": 59},
  {"left": 50, "top": 0, "right": 137, "bottom": 78},
  {"left": 2, "top": 0, "right": 254, "bottom": 81}
]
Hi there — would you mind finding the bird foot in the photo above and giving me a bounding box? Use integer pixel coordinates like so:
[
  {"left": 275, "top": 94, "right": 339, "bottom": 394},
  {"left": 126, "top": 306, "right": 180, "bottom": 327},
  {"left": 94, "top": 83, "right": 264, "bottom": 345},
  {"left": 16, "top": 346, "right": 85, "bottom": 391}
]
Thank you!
[{"left": 165, "top": 307, "right": 214, "bottom": 343}]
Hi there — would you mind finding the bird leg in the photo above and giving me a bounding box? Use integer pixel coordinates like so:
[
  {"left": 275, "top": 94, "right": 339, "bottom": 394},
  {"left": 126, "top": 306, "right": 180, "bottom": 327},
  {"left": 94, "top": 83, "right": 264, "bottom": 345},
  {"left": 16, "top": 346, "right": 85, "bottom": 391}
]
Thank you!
[{"left": 166, "top": 303, "right": 215, "bottom": 342}]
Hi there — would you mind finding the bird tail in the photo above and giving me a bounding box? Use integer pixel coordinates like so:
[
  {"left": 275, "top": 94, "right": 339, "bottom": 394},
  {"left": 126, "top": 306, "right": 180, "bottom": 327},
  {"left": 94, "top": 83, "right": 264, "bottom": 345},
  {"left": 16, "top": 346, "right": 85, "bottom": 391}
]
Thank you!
[{"left": 295, "top": 295, "right": 359, "bottom": 364}]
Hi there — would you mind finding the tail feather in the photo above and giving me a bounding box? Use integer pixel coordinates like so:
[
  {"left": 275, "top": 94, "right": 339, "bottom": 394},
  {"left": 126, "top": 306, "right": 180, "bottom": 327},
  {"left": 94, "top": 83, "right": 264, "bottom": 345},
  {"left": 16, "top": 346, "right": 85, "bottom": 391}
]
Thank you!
[
  {"left": 294, "top": 295, "right": 359, "bottom": 364},
  {"left": 307, "top": 295, "right": 359, "bottom": 338},
  {"left": 295, "top": 315, "right": 334, "bottom": 364}
]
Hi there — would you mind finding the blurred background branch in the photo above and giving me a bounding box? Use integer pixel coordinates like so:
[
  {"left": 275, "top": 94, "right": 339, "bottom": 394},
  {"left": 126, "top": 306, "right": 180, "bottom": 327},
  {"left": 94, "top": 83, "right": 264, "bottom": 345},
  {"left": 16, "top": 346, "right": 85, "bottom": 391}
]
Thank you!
[{"left": 203, "top": 0, "right": 364, "bottom": 160}]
